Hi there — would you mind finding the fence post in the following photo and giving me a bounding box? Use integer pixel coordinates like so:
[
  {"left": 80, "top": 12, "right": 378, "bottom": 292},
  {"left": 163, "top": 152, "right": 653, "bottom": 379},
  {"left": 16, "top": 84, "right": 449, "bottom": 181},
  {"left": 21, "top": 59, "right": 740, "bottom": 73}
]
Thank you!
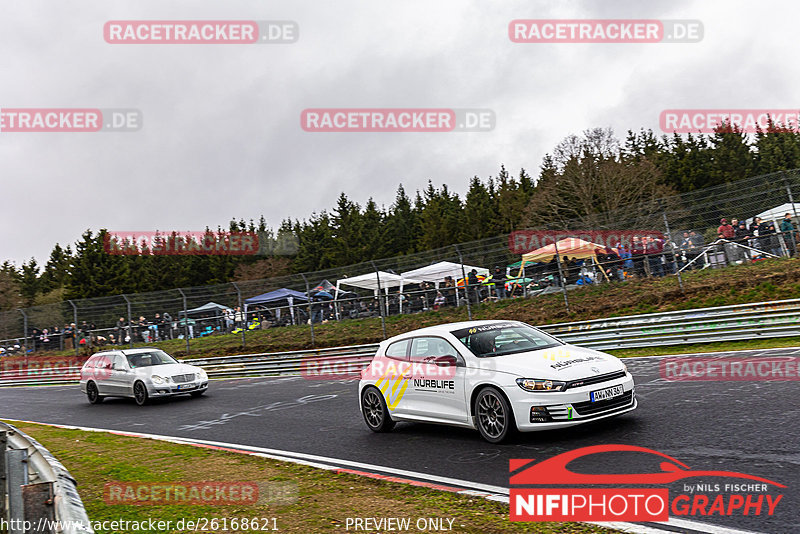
[
  {"left": 454, "top": 245, "right": 472, "bottom": 321},
  {"left": 663, "top": 212, "right": 684, "bottom": 291},
  {"left": 370, "top": 260, "right": 387, "bottom": 340},
  {"left": 300, "top": 274, "right": 315, "bottom": 347},
  {"left": 121, "top": 294, "right": 133, "bottom": 348},
  {"left": 17, "top": 309, "right": 28, "bottom": 355},
  {"left": 68, "top": 300, "right": 78, "bottom": 356},
  {"left": 553, "top": 240, "right": 570, "bottom": 313},
  {"left": 782, "top": 172, "right": 799, "bottom": 257},
  {"left": 231, "top": 282, "right": 245, "bottom": 349},
  {"left": 177, "top": 289, "right": 190, "bottom": 354}
]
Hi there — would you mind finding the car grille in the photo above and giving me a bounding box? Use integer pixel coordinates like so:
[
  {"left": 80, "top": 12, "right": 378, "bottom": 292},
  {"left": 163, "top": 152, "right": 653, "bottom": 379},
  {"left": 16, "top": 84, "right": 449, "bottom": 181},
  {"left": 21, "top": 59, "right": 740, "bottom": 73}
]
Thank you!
[
  {"left": 172, "top": 374, "right": 194, "bottom": 383},
  {"left": 572, "top": 390, "right": 634, "bottom": 416},
  {"left": 565, "top": 370, "right": 626, "bottom": 390}
]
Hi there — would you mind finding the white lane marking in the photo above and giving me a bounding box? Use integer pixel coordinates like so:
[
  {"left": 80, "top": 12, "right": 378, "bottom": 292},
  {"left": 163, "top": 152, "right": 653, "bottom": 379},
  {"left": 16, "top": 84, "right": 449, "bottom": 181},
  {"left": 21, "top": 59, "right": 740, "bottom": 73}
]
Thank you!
[{"left": 0, "top": 418, "right": 770, "bottom": 534}]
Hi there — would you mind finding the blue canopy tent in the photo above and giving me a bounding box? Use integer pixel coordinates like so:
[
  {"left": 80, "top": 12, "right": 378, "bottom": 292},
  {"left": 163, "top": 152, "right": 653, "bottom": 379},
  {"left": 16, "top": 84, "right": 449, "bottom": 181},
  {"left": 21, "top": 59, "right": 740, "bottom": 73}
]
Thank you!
[{"left": 244, "top": 288, "right": 309, "bottom": 325}]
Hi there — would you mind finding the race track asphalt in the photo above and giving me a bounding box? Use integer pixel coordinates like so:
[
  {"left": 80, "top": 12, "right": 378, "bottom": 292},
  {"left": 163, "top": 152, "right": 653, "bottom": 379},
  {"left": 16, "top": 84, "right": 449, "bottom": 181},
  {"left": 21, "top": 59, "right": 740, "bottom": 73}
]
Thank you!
[{"left": 1, "top": 348, "right": 798, "bottom": 534}]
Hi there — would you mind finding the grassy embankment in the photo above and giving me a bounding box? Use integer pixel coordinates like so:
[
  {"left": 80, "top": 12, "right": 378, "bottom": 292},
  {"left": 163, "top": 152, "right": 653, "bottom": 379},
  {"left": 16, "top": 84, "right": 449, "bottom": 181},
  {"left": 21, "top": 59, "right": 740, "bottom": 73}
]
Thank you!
[{"left": 3, "top": 422, "right": 621, "bottom": 534}]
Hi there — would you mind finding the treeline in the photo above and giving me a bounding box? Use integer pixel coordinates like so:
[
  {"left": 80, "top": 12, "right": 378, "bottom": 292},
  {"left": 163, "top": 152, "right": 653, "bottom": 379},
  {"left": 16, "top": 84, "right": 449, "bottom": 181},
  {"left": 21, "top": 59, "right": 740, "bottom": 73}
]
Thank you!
[{"left": 4, "top": 122, "right": 800, "bottom": 308}]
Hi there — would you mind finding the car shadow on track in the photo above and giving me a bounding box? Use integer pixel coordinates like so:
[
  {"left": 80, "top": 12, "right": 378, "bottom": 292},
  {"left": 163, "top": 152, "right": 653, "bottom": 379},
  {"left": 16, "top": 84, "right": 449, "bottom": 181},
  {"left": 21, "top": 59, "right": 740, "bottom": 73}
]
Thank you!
[{"left": 386, "top": 413, "right": 643, "bottom": 446}]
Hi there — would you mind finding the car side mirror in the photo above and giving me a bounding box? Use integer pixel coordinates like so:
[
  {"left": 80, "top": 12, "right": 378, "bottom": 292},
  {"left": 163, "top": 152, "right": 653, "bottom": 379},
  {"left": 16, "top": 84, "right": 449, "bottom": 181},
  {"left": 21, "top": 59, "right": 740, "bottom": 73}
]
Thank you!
[{"left": 433, "top": 355, "right": 457, "bottom": 367}]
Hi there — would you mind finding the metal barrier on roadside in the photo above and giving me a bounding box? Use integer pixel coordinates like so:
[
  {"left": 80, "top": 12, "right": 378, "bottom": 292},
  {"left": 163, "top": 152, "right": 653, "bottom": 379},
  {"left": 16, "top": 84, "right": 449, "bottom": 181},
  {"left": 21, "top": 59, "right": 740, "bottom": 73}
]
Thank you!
[
  {"left": 3, "top": 298, "right": 800, "bottom": 386},
  {"left": 1, "top": 421, "right": 94, "bottom": 534}
]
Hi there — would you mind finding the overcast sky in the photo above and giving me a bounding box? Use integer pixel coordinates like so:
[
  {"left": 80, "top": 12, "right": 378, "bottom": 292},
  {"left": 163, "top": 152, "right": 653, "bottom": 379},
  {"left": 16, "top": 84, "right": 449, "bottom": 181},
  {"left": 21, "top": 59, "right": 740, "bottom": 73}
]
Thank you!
[{"left": 1, "top": 0, "right": 798, "bottom": 266}]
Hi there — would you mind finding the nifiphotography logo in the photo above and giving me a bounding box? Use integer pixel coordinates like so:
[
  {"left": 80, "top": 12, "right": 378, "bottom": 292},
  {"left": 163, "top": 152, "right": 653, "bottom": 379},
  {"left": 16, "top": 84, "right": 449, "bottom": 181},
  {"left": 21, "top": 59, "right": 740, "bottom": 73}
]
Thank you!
[{"left": 510, "top": 444, "right": 784, "bottom": 522}]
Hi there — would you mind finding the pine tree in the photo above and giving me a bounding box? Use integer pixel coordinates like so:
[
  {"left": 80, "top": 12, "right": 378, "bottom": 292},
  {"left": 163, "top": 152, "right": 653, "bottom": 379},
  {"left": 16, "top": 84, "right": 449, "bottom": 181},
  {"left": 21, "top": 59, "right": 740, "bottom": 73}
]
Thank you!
[{"left": 19, "top": 259, "right": 40, "bottom": 306}]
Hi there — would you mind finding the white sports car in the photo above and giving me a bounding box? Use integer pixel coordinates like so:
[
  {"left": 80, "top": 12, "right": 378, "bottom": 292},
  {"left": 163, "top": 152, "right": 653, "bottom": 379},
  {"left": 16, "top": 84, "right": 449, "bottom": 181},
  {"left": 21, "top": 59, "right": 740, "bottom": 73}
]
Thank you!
[{"left": 358, "top": 320, "right": 636, "bottom": 443}]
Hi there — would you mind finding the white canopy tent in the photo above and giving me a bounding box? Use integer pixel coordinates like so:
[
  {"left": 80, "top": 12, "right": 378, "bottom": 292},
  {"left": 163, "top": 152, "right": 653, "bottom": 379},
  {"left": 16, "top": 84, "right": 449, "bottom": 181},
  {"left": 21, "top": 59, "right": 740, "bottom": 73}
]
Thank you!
[
  {"left": 399, "top": 261, "right": 490, "bottom": 312},
  {"left": 399, "top": 261, "right": 489, "bottom": 286},
  {"left": 755, "top": 202, "right": 800, "bottom": 223},
  {"left": 335, "top": 271, "right": 415, "bottom": 295},
  {"left": 335, "top": 271, "right": 421, "bottom": 320}
]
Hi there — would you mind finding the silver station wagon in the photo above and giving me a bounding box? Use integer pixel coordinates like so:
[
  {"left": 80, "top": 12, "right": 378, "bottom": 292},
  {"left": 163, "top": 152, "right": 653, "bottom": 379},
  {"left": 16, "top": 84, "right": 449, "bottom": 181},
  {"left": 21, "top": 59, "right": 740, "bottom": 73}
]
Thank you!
[{"left": 79, "top": 348, "right": 208, "bottom": 406}]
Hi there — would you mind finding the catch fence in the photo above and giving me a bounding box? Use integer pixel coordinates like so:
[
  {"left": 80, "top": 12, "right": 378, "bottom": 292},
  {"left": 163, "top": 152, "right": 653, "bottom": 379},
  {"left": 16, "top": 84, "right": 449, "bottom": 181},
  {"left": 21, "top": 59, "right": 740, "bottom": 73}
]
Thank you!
[{"left": 2, "top": 169, "right": 800, "bottom": 355}]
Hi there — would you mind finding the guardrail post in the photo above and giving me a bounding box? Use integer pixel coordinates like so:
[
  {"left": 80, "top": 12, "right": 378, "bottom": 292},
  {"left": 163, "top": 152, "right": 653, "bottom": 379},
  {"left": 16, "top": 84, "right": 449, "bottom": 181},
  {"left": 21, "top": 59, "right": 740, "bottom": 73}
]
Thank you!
[
  {"left": 68, "top": 300, "right": 78, "bottom": 356},
  {"left": 22, "top": 482, "right": 55, "bottom": 532},
  {"left": 300, "top": 274, "right": 315, "bottom": 347},
  {"left": 17, "top": 309, "right": 27, "bottom": 355},
  {"left": 454, "top": 245, "right": 472, "bottom": 321},
  {"left": 121, "top": 294, "right": 133, "bottom": 348},
  {"left": 0, "top": 430, "right": 6, "bottom": 520},
  {"left": 370, "top": 260, "right": 387, "bottom": 340},
  {"left": 6, "top": 448, "right": 29, "bottom": 534},
  {"left": 231, "top": 282, "right": 245, "bottom": 349},
  {"left": 177, "top": 289, "right": 190, "bottom": 354}
]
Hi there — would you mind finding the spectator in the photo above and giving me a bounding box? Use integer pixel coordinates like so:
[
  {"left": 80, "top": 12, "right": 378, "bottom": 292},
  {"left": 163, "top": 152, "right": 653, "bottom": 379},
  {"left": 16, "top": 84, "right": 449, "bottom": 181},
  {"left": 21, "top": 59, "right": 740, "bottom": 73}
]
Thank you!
[
  {"left": 734, "top": 220, "right": 751, "bottom": 261},
  {"left": 757, "top": 218, "right": 777, "bottom": 255},
  {"left": 780, "top": 213, "right": 796, "bottom": 257},
  {"left": 749, "top": 217, "right": 763, "bottom": 254},
  {"left": 223, "top": 308, "right": 234, "bottom": 333},
  {"left": 433, "top": 291, "right": 445, "bottom": 309},
  {"left": 766, "top": 221, "right": 783, "bottom": 256},
  {"left": 645, "top": 236, "right": 664, "bottom": 276},
  {"left": 234, "top": 306, "right": 244, "bottom": 330},
  {"left": 467, "top": 269, "right": 481, "bottom": 303},
  {"left": 617, "top": 244, "right": 633, "bottom": 277},
  {"left": 442, "top": 276, "right": 456, "bottom": 306},
  {"left": 491, "top": 266, "right": 507, "bottom": 299},
  {"left": 631, "top": 237, "right": 646, "bottom": 276},
  {"left": 717, "top": 218, "right": 736, "bottom": 264},
  {"left": 686, "top": 231, "right": 706, "bottom": 268}
]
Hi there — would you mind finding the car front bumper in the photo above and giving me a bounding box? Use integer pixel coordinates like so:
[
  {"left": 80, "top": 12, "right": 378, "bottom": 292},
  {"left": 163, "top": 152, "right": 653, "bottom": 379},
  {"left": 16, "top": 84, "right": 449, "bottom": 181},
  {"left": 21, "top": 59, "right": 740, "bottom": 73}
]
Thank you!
[
  {"left": 147, "top": 380, "right": 208, "bottom": 397},
  {"left": 504, "top": 374, "right": 636, "bottom": 432}
]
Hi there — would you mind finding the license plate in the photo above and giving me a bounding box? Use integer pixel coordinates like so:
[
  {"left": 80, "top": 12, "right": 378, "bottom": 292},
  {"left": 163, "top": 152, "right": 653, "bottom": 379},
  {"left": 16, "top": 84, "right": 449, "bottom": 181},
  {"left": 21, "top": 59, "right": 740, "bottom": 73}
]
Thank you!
[
  {"left": 590, "top": 385, "right": 624, "bottom": 402},
  {"left": 177, "top": 384, "right": 196, "bottom": 391}
]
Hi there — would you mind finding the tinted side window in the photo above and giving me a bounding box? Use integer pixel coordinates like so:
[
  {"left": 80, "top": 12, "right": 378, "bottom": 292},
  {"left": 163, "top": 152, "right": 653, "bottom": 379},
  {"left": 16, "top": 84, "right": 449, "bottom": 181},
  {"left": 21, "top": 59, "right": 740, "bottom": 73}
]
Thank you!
[
  {"left": 410, "top": 337, "right": 458, "bottom": 361},
  {"left": 384, "top": 340, "right": 409, "bottom": 360}
]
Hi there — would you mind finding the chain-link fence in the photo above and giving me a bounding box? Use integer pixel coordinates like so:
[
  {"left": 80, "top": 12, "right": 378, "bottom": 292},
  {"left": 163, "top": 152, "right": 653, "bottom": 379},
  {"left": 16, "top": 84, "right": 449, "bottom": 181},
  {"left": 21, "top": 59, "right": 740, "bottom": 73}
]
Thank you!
[{"left": 2, "top": 169, "right": 800, "bottom": 356}]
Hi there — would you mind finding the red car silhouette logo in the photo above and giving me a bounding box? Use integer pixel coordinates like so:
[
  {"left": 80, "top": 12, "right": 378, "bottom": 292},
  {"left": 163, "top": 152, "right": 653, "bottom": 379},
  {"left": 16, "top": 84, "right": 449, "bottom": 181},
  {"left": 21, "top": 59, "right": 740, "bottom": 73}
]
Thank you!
[{"left": 510, "top": 444, "right": 785, "bottom": 487}]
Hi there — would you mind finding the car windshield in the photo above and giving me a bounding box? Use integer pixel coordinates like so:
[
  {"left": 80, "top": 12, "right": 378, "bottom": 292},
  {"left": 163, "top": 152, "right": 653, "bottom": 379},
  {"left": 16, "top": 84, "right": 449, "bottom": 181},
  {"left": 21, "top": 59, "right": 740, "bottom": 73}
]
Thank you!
[
  {"left": 125, "top": 350, "right": 178, "bottom": 368},
  {"left": 451, "top": 322, "right": 562, "bottom": 358}
]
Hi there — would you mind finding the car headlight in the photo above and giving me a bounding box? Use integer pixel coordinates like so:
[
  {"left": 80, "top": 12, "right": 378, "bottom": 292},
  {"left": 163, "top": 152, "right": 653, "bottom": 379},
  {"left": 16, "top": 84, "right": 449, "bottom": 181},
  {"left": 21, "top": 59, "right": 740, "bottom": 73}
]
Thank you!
[
  {"left": 196, "top": 370, "right": 207, "bottom": 380},
  {"left": 152, "top": 375, "right": 164, "bottom": 384},
  {"left": 516, "top": 378, "right": 566, "bottom": 392}
]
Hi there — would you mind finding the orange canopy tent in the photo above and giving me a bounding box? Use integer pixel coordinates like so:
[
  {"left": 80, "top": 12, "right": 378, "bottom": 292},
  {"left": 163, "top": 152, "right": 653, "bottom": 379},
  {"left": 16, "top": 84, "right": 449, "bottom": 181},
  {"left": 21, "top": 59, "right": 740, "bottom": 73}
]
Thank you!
[{"left": 520, "top": 238, "right": 612, "bottom": 280}]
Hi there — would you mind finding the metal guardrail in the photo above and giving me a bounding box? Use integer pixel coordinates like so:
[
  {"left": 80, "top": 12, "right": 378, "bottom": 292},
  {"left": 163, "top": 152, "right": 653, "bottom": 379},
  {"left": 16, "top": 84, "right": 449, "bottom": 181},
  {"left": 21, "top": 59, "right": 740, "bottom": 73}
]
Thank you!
[
  {"left": 2, "top": 299, "right": 800, "bottom": 386},
  {"left": 541, "top": 298, "right": 800, "bottom": 350},
  {"left": 1, "top": 421, "right": 93, "bottom": 534}
]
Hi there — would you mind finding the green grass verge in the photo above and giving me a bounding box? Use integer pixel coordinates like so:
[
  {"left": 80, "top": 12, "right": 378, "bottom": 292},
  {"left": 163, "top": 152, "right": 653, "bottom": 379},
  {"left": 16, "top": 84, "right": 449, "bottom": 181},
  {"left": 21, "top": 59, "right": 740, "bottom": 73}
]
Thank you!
[{"left": 3, "top": 422, "right": 622, "bottom": 534}]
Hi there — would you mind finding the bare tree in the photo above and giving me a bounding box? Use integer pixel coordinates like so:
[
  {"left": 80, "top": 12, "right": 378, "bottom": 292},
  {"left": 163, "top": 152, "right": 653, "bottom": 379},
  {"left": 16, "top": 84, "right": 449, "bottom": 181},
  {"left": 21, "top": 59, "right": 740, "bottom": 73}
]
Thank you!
[{"left": 523, "top": 130, "right": 676, "bottom": 230}]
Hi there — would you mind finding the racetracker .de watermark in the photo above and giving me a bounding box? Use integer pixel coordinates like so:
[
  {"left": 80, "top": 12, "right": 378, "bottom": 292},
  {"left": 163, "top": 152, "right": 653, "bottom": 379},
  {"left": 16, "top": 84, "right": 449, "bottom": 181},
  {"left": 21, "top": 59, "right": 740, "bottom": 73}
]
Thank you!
[
  {"left": 660, "top": 109, "right": 800, "bottom": 133},
  {"left": 104, "top": 231, "right": 259, "bottom": 256},
  {"left": 103, "top": 481, "right": 298, "bottom": 505},
  {"left": 509, "top": 20, "right": 703, "bottom": 43},
  {"left": 0, "top": 108, "right": 141, "bottom": 132},
  {"left": 301, "top": 108, "right": 495, "bottom": 132},
  {"left": 660, "top": 356, "right": 800, "bottom": 381},
  {"left": 104, "top": 20, "right": 298, "bottom": 44}
]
